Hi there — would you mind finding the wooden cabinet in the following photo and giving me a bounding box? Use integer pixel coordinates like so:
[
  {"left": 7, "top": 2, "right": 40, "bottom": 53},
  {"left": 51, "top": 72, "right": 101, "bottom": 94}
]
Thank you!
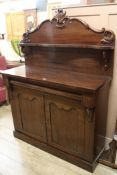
[{"left": 2, "top": 9, "right": 115, "bottom": 172}]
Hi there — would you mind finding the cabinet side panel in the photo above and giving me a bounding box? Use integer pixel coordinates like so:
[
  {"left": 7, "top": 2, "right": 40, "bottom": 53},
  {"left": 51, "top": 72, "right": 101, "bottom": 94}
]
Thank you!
[{"left": 95, "top": 80, "right": 110, "bottom": 155}]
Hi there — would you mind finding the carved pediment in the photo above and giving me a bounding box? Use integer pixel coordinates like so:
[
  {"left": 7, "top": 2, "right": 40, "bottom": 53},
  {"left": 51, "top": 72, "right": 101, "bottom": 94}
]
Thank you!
[
  {"left": 51, "top": 9, "right": 69, "bottom": 28},
  {"left": 21, "top": 9, "right": 115, "bottom": 46}
]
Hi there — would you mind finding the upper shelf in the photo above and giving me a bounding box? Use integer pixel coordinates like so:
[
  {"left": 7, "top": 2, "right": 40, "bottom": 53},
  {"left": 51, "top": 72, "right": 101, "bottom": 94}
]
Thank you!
[{"left": 19, "top": 43, "right": 114, "bottom": 50}]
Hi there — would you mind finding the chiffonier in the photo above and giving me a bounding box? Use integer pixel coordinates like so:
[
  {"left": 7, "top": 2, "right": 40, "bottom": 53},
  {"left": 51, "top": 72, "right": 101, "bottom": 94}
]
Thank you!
[{"left": 2, "top": 9, "right": 115, "bottom": 172}]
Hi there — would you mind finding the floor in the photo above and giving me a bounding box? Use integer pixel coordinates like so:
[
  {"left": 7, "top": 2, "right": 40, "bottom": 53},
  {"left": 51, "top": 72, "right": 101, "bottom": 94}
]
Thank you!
[{"left": 0, "top": 105, "right": 117, "bottom": 175}]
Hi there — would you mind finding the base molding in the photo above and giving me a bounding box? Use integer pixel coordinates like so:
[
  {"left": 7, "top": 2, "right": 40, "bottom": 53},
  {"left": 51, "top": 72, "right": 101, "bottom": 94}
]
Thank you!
[{"left": 14, "top": 130, "right": 100, "bottom": 173}]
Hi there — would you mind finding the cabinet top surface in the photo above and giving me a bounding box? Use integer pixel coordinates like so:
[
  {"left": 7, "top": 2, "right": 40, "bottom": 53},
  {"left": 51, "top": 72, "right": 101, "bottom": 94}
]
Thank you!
[{"left": 2, "top": 65, "right": 110, "bottom": 93}]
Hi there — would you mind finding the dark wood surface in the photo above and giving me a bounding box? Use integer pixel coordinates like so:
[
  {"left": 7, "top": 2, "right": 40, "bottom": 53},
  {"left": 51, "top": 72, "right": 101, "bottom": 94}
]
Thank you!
[
  {"left": 20, "top": 12, "right": 115, "bottom": 45},
  {"left": 20, "top": 43, "right": 114, "bottom": 50},
  {"left": 11, "top": 83, "right": 47, "bottom": 142},
  {"left": 1, "top": 9, "right": 115, "bottom": 172},
  {"left": 2, "top": 65, "right": 110, "bottom": 92}
]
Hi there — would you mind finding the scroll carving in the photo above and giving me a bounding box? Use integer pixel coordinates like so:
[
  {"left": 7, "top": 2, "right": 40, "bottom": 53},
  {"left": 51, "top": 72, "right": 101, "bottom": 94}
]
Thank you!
[
  {"left": 21, "top": 46, "right": 31, "bottom": 57},
  {"left": 51, "top": 9, "right": 69, "bottom": 28},
  {"left": 22, "top": 32, "right": 30, "bottom": 43},
  {"left": 50, "top": 102, "right": 75, "bottom": 112},
  {"left": 20, "top": 32, "right": 31, "bottom": 56},
  {"left": 101, "top": 30, "right": 115, "bottom": 44},
  {"left": 18, "top": 93, "right": 37, "bottom": 101}
]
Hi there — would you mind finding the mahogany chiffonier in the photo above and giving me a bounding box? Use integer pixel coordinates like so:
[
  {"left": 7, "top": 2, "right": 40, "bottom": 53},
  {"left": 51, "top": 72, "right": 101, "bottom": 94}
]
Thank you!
[{"left": 2, "top": 9, "right": 115, "bottom": 172}]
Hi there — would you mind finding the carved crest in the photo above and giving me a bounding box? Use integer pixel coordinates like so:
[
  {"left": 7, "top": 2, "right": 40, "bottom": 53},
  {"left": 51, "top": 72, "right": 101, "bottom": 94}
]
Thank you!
[{"left": 51, "top": 9, "right": 69, "bottom": 28}]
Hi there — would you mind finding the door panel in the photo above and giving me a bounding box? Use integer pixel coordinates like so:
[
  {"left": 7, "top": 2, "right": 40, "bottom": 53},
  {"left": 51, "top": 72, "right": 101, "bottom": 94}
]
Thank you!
[
  {"left": 45, "top": 96, "right": 94, "bottom": 161},
  {"left": 11, "top": 85, "right": 47, "bottom": 142}
]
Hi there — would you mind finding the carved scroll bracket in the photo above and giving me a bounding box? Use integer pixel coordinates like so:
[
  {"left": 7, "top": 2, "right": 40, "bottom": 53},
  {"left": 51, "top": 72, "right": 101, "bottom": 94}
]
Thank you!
[
  {"left": 20, "top": 32, "right": 31, "bottom": 57},
  {"left": 22, "top": 32, "right": 30, "bottom": 43},
  {"left": 101, "top": 30, "right": 115, "bottom": 45},
  {"left": 21, "top": 46, "right": 32, "bottom": 57}
]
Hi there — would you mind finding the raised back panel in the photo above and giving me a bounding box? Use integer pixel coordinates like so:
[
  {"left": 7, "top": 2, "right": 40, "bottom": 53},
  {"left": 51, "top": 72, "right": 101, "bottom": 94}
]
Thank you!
[
  {"left": 24, "top": 20, "right": 108, "bottom": 44},
  {"left": 20, "top": 9, "right": 115, "bottom": 77}
]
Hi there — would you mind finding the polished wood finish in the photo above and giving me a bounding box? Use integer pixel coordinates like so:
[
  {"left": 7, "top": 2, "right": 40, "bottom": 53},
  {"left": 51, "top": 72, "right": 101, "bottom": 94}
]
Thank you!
[
  {"left": 11, "top": 83, "right": 47, "bottom": 142},
  {"left": 45, "top": 95, "right": 95, "bottom": 162},
  {"left": 2, "top": 9, "right": 115, "bottom": 172},
  {"left": 21, "top": 10, "right": 115, "bottom": 45},
  {"left": 20, "top": 43, "right": 114, "bottom": 49}
]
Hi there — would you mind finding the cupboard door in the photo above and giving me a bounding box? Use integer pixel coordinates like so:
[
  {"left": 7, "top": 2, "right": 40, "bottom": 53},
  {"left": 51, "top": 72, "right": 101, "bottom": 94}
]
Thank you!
[
  {"left": 10, "top": 84, "right": 47, "bottom": 142},
  {"left": 45, "top": 96, "right": 95, "bottom": 162}
]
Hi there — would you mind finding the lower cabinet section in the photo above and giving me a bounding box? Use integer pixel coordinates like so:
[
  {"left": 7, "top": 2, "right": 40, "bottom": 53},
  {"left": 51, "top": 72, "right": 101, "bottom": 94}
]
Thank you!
[{"left": 9, "top": 81, "right": 101, "bottom": 172}]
